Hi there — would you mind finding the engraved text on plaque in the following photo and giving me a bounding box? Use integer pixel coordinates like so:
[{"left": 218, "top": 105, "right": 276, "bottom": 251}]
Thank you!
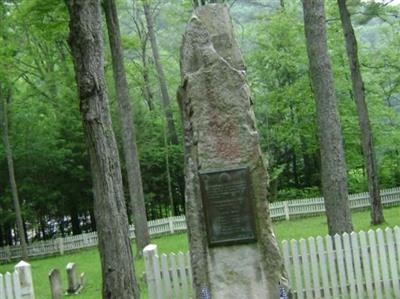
[{"left": 199, "top": 167, "right": 257, "bottom": 246}]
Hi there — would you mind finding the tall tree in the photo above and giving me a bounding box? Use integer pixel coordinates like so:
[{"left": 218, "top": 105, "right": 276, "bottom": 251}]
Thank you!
[
  {"left": 302, "top": 0, "right": 353, "bottom": 235},
  {"left": 103, "top": 0, "right": 150, "bottom": 256},
  {"left": 65, "top": 0, "right": 140, "bottom": 298},
  {"left": 131, "top": 2, "right": 154, "bottom": 111},
  {"left": 337, "top": 0, "right": 384, "bottom": 225},
  {"left": 142, "top": 0, "right": 178, "bottom": 145},
  {"left": 0, "top": 84, "right": 28, "bottom": 260}
]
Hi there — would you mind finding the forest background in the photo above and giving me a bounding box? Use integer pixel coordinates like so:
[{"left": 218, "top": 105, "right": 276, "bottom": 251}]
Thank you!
[{"left": 0, "top": 0, "right": 399, "bottom": 244}]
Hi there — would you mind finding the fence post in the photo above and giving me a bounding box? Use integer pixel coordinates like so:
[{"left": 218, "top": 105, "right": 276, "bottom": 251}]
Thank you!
[
  {"left": 169, "top": 217, "right": 175, "bottom": 234},
  {"left": 144, "top": 244, "right": 159, "bottom": 299},
  {"left": 15, "top": 261, "right": 35, "bottom": 299},
  {"left": 84, "top": 233, "right": 90, "bottom": 245},
  {"left": 57, "top": 238, "right": 64, "bottom": 255},
  {"left": 5, "top": 246, "right": 11, "bottom": 262},
  {"left": 284, "top": 201, "right": 290, "bottom": 220}
]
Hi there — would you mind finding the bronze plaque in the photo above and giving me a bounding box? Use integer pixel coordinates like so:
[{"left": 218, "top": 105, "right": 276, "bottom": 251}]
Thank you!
[{"left": 199, "top": 167, "right": 257, "bottom": 246}]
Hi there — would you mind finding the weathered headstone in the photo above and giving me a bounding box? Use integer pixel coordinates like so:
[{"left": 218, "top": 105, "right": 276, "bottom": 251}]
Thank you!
[
  {"left": 15, "top": 261, "right": 35, "bottom": 299},
  {"left": 178, "top": 4, "right": 289, "bottom": 298},
  {"left": 49, "top": 269, "right": 62, "bottom": 299},
  {"left": 66, "top": 263, "right": 80, "bottom": 294},
  {"left": 80, "top": 273, "right": 86, "bottom": 288}
]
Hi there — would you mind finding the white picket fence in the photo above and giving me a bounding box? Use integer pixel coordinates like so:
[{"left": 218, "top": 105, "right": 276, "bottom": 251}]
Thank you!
[
  {"left": 143, "top": 244, "right": 192, "bottom": 299},
  {"left": 0, "top": 215, "right": 187, "bottom": 262},
  {"left": 269, "top": 186, "right": 400, "bottom": 220},
  {"left": 143, "top": 226, "right": 400, "bottom": 299},
  {"left": 283, "top": 227, "right": 400, "bottom": 299},
  {"left": 1, "top": 187, "right": 399, "bottom": 261},
  {"left": 0, "top": 261, "right": 35, "bottom": 299}
]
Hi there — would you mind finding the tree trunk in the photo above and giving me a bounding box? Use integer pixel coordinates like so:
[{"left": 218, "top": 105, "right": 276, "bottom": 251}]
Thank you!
[
  {"left": 40, "top": 216, "right": 47, "bottom": 240},
  {"left": 131, "top": 2, "right": 154, "bottom": 111},
  {"left": 143, "top": 1, "right": 179, "bottom": 145},
  {"left": 163, "top": 121, "right": 175, "bottom": 216},
  {"left": 70, "top": 209, "right": 81, "bottom": 235},
  {"left": 59, "top": 218, "right": 65, "bottom": 237},
  {"left": 65, "top": 1, "right": 140, "bottom": 298},
  {"left": 337, "top": 0, "right": 384, "bottom": 225},
  {"left": 103, "top": 0, "right": 150, "bottom": 256},
  {"left": 292, "top": 148, "right": 299, "bottom": 187},
  {"left": 0, "top": 224, "right": 4, "bottom": 247},
  {"left": 23, "top": 220, "right": 28, "bottom": 242},
  {"left": 0, "top": 225, "right": 3, "bottom": 247},
  {"left": 89, "top": 209, "right": 97, "bottom": 232},
  {"left": 6, "top": 225, "right": 13, "bottom": 246},
  {"left": 302, "top": 0, "right": 353, "bottom": 235},
  {"left": 0, "top": 85, "right": 28, "bottom": 260},
  {"left": 141, "top": 42, "right": 154, "bottom": 111}
]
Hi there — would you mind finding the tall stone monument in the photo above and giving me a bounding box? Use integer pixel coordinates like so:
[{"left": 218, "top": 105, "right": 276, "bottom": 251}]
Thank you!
[{"left": 178, "top": 4, "right": 288, "bottom": 299}]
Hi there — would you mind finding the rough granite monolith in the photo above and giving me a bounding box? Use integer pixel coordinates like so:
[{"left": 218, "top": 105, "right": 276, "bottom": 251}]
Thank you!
[{"left": 178, "top": 4, "right": 289, "bottom": 299}]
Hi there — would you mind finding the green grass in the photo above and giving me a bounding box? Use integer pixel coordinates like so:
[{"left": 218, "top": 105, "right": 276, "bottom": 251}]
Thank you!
[
  {"left": 273, "top": 205, "right": 400, "bottom": 241},
  {"left": 0, "top": 206, "right": 399, "bottom": 299}
]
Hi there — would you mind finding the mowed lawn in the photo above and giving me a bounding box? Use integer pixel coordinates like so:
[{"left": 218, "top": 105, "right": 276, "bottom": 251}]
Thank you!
[{"left": 0, "top": 206, "right": 399, "bottom": 299}]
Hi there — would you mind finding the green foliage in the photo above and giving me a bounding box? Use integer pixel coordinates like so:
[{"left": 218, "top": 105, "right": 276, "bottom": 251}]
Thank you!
[
  {"left": 277, "top": 187, "right": 321, "bottom": 201},
  {"left": 242, "top": 1, "right": 400, "bottom": 197},
  {"left": 0, "top": 0, "right": 399, "bottom": 239},
  {"left": 246, "top": 2, "right": 320, "bottom": 192}
]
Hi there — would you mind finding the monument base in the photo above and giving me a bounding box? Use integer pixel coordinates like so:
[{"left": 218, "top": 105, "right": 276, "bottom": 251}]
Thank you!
[{"left": 208, "top": 244, "right": 276, "bottom": 298}]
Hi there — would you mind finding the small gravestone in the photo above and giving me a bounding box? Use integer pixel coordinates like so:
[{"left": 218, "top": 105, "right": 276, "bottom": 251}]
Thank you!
[
  {"left": 80, "top": 273, "right": 86, "bottom": 288},
  {"left": 15, "top": 261, "right": 35, "bottom": 299},
  {"left": 178, "top": 3, "right": 289, "bottom": 298},
  {"left": 66, "top": 263, "right": 80, "bottom": 294},
  {"left": 49, "top": 269, "right": 62, "bottom": 299}
]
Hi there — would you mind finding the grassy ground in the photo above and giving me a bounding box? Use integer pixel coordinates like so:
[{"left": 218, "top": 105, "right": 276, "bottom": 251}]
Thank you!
[{"left": 0, "top": 206, "right": 399, "bottom": 299}]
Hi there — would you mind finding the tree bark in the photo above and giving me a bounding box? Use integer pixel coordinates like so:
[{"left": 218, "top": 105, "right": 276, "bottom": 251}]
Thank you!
[
  {"left": 103, "top": 0, "right": 150, "bottom": 256},
  {"left": 0, "top": 225, "right": 3, "bottom": 247},
  {"left": 70, "top": 209, "right": 82, "bottom": 235},
  {"left": 40, "top": 216, "right": 47, "bottom": 240},
  {"left": 302, "top": 0, "right": 353, "bottom": 235},
  {"left": 163, "top": 119, "right": 175, "bottom": 216},
  {"left": 89, "top": 209, "right": 97, "bottom": 231},
  {"left": 5, "top": 224, "right": 13, "bottom": 246},
  {"left": 65, "top": 1, "right": 140, "bottom": 298},
  {"left": 0, "top": 84, "right": 28, "bottom": 260},
  {"left": 131, "top": 2, "right": 154, "bottom": 111},
  {"left": 337, "top": 0, "right": 384, "bottom": 225},
  {"left": 143, "top": 0, "right": 179, "bottom": 145},
  {"left": 141, "top": 44, "right": 154, "bottom": 111}
]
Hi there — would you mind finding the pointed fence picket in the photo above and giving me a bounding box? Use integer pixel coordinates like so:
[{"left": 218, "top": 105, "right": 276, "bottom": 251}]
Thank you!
[
  {"left": 282, "top": 226, "right": 400, "bottom": 299},
  {"left": 144, "top": 244, "right": 192, "bottom": 299},
  {"left": 143, "top": 226, "right": 400, "bottom": 298},
  {"left": 142, "top": 226, "right": 400, "bottom": 299}
]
